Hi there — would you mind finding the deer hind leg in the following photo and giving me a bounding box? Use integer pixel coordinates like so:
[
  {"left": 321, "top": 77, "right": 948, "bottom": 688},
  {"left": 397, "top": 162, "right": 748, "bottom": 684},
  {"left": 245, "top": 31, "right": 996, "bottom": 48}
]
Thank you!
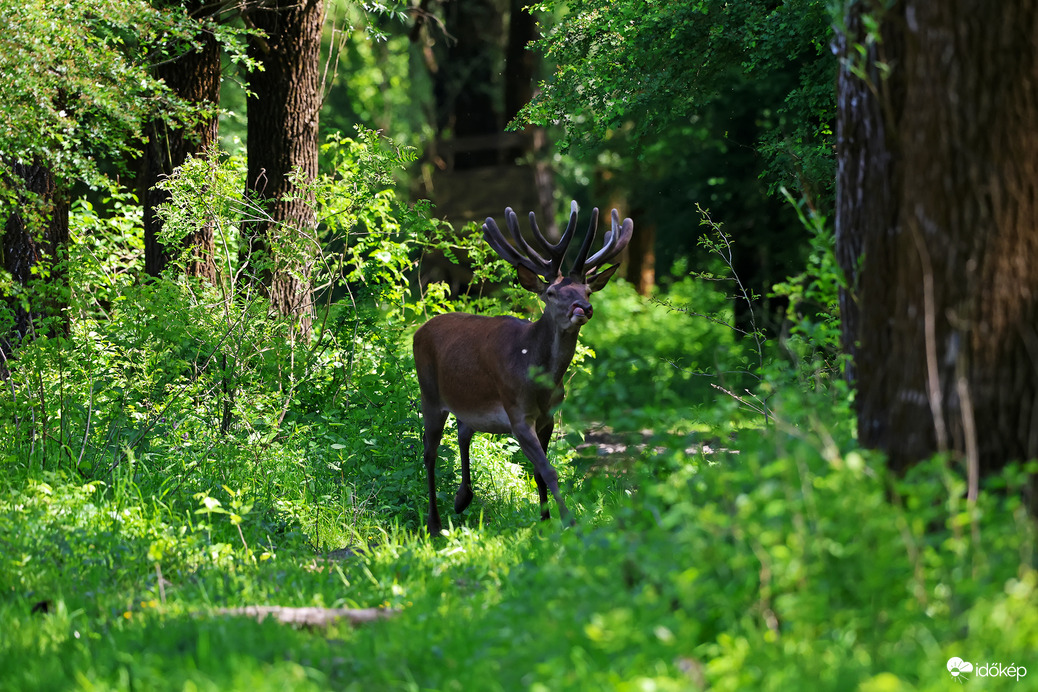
[
  {"left": 421, "top": 407, "right": 449, "bottom": 536},
  {"left": 454, "top": 422, "right": 476, "bottom": 514},
  {"left": 534, "top": 418, "right": 555, "bottom": 520}
]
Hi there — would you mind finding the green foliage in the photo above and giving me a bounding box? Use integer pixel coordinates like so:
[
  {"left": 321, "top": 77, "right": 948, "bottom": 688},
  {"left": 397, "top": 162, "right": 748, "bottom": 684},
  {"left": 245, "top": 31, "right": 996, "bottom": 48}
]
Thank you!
[
  {"left": 69, "top": 192, "right": 146, "bottom": 311},
  {"left": 0, "top": 0, "right": 255, "bottom": 202},
  {"left": 319, "top": 3, "right": 435, "bottom": 150},
  {"left": 518, "top": 0, "right": 838, "bottom": 310},
  {"left": 152, "top": 150, "right": 246, "bottom": 286},
  {"left": 521, "top": 0, "right": 835, "bottom": 205},
  {"left": 315, "top": 128, "right": 421, "bottom": 297},
  {"left": 770, "top": 190, "right": 848, "bottom": 391},
  {"left": 565, "top": 276, "right": 746, "bottom": 426},
  {"left": 2, "top": 410, "right": 1034, "bottom": 690},
  {"left": 0, "top": 0, "right": 162, "bottom": 191},
  {"left": 2, "top": 128, "right": 441, "bottom": 539}
]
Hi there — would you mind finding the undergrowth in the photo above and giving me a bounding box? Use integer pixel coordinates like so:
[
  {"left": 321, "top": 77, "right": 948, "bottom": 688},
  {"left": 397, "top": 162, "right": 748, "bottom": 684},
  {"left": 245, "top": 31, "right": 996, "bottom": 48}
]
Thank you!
[
  {"left": 2, "top": 423, "right": 1035, "bottom": 690},
  {"left": 1, "top": 139, "right": 1036, "bottom": 690}
]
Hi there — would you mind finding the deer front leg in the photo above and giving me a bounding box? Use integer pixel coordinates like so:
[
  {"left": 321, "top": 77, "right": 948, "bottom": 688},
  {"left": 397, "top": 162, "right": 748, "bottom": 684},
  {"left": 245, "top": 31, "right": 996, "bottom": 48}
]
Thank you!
[
  {"left": 534, "top": 418, "right": 555, "bottom": 520},
  {"left": 454, "top": 422, "right": 475, "bottom": 514},
  {"left": 512, "top": 419, "right": 570, "bottom": 524}
]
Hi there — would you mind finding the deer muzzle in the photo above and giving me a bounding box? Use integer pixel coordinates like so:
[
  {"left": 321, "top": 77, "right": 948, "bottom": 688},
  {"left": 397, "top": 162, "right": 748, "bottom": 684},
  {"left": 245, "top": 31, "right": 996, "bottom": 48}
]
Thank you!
[{"left": 569, "top": 301, "right": 593, "bottom": 324}]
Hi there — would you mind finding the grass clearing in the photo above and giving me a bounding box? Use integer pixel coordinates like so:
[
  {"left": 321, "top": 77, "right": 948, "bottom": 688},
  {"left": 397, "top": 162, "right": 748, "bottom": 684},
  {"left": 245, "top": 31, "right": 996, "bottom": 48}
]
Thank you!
[{"left": 2, "top": 412, "right": 1036, "bottom": 690}]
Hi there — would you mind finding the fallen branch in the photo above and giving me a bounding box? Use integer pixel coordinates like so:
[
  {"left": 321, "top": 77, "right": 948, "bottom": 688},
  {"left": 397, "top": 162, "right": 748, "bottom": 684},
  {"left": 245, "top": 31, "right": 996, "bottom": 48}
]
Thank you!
[{"left": 213, "top": 605, "right": 398, "bottom": 628}]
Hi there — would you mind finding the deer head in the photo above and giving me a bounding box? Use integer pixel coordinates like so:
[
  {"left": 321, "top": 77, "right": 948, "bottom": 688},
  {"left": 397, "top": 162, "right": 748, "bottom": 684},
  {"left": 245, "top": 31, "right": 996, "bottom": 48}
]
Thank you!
[
  {"left": 483, "top": 201, "right": 634, "bottom": 327},
  {"left": 413, "top": 201, "right": 633, "bottom": 535}
]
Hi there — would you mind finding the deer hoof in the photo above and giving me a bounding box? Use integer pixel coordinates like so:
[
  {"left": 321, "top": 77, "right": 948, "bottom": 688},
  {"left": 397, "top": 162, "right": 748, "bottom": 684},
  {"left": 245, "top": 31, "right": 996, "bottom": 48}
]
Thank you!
[{"left": 454, "top": 485, "right": 474, "bottom": 514}]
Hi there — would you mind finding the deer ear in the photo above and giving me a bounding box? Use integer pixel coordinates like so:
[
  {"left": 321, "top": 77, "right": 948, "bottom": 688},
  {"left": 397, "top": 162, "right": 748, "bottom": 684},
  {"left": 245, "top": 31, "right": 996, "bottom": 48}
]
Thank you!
[
  {"left": 516, "top": 265, "right": 549, "bottom": 293},
  {"left": 586, "top": 264, "right": 620, "bottom": 292}
]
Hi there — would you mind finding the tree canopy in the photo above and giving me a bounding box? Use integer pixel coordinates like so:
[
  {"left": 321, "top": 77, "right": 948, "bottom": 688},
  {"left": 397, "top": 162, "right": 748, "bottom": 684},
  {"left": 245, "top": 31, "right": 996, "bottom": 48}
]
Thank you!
[
  {"left": 520, "top": 0, "right": 835, "bottom": 205},
  {"left": 2, "top": 1, "right": 176, "bottom": 195}
]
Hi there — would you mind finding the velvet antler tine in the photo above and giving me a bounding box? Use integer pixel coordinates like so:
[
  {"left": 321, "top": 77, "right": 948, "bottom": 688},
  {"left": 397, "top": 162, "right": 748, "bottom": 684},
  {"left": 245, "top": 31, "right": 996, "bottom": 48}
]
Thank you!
[
  {"left": 528, "top": 212, "right": 553, "bottom": 253},
  {"left": 505, "top": 208, "right": 551, "bottom": 272},
  {"left": 529, "top": 200, "right": 578, "bottom": 250},
  {"left": 554, "top": 200, "right": 580, "bottom": 252},
  {"left": 583, "top": 209, "right": 634, "bottom": 272},
  {"left": 568, "top": 207, "right": 599, "bottom": 278},
  {"left": 483, "top": 217, "right": 543, "bottom": 275},
  {"left": 525, "top": 201, "right": 579, "bottom": 278},
  {"left": 526, "top": 213, "right": 561, "bottom": 278},
  {"left": 547, "top": 201, "right": 579, "bottom": 277}
]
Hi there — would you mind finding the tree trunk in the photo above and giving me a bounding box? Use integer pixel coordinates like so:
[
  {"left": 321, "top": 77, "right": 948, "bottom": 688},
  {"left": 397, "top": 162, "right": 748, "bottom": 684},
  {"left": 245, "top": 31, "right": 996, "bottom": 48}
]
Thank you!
[
  {"left": 622, "top": 215, "right": 655, "bottom": 296},
  {"left": 504, "top": 0, "right": 536, "bottom": 124},
  {"left": 436, "top": 0, "right": 501, "bottom": 168},
  {"left": 142, "top": 1, "right": 221, "bottom": 282},
  {"left": 599, "top": 173, "right": 655, "bottom": 296},
  {"left": 244, "top": 0, "right": 323, "bottom": 340},
  {"left": 836, "top": 1, "right": 1038, "bottom": 489},
  {"left": 1, "top": 163, "right": 69, "bottom": 353},
  {"left": 503, "top": 0, "right": 558, "bottom": 234}
]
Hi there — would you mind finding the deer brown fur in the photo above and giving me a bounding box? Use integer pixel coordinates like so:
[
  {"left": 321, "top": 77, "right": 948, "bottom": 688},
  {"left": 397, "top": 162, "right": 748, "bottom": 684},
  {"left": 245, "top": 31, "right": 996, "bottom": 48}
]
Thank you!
[{"left": 413, "top": 202, "right": 633, "bottom": 535}]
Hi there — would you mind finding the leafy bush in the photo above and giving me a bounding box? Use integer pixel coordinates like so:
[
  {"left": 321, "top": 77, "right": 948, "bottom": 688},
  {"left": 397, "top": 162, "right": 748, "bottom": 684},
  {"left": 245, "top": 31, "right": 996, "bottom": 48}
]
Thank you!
[
  {"left": 1, "top": 131, "right": 447, "bottom": 547},
  {"left": 566, "top": 275, "right": 749, "bottom": 427}
]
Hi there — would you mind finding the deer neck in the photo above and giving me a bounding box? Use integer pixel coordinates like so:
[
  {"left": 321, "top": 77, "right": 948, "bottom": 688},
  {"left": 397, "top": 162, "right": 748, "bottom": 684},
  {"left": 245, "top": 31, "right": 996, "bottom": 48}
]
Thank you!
[{"left": 526, "top": 310, "right": 582, "bottom": 387}]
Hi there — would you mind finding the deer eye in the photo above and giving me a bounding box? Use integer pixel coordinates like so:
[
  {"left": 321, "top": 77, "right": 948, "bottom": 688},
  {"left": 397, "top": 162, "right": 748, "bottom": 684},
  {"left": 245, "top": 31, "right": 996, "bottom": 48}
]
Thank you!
[{"left": 544, "top": 286, "right": 557, "bottom": 297}]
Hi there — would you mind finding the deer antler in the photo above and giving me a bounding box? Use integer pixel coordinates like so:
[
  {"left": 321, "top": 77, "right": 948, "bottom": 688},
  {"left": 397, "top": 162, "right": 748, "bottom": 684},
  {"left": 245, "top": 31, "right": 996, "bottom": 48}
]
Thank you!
[
  {"left": 483, "top": 202, "right": 633, "bottom": 282},
  {"left": 483, "top": 201, "right": 581, "bottom": 280},
  {"left": 570, "top": 208, "right": 634, "bottom": 280},
  {"left": 523, "top": 201, "right": 581, "bottom": 278}
]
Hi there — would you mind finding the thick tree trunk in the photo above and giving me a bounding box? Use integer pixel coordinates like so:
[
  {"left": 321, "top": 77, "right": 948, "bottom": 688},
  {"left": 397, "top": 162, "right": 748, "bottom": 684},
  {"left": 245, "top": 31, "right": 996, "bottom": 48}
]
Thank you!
[
  {"left": 1, "top": 163, "right": 69, "bottom": 353},
  {"left": 836, "top": 1, "right": 1038, "bottom": 486},
  {"left": 244, "top": 0, "right": 323, "bottom": 340},
  {"left": 142, "top": 2, "right": 220, "bottom": 282}
]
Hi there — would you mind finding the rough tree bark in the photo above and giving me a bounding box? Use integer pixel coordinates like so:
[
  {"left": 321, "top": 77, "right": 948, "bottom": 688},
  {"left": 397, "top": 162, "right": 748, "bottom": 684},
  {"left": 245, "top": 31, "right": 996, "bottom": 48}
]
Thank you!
[
  {"left": 244, "top": 0, "right": 323, "bottom": 340},
  {"left": 1, "top": 163, "right": 69, "bottom": 354},
  {"left": 621, "top": 213, "right": 655, "bottom": 296},
  {"left": 142, "top": 1, "right": 221, "bottom": 282},
  {"left": 836, "top": 1, "right": 1038, "bottom": 493}
]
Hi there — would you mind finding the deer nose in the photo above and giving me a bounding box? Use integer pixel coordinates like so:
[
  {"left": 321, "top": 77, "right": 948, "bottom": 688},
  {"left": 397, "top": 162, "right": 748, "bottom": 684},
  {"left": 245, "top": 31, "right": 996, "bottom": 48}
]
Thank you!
[{"left": 570, "top": 301, "right": 593, "bottom": 320}]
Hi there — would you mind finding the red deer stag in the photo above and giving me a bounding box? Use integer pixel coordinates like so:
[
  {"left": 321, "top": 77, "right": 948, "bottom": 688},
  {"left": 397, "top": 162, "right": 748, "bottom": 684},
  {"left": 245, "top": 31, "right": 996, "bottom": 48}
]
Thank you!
[{"left": 413, "top": 201, "right": 634, "bottom": 535}]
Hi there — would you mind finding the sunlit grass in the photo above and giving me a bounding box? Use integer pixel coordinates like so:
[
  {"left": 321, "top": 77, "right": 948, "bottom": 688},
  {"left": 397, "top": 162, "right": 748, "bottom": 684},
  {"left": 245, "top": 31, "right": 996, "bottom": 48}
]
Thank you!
[{"left": 1, "top": 261, "right": 1035, "bottom": 690}]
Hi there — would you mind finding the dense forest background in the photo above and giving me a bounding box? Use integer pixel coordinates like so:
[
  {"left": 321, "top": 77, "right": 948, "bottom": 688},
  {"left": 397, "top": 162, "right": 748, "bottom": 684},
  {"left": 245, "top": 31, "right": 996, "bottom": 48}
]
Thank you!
[{"left": 1, "top": 0, "right": 1036, "bottom": 689}]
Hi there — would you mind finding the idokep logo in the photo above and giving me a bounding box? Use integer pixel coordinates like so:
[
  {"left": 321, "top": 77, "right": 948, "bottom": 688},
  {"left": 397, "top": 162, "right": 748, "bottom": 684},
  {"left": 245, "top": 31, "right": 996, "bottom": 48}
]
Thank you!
[
  {"left": 947, "top": 657, "right": 1028, "bottom": 683},
  {"left": 947, "top": 658, "right": 974, "bottom": 682}
]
